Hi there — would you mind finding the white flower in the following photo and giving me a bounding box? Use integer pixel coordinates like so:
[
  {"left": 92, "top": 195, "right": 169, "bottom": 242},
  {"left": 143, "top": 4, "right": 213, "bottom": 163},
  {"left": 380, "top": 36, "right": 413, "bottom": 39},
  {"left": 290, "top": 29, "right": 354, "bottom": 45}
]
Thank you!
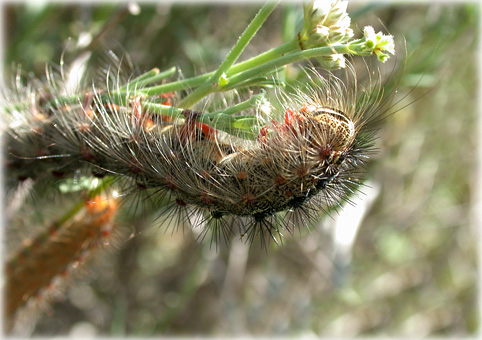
[
  {"left": 363, "top": 26, "right": 395, "bottom": 62},
  {"left": 301, "top": 0, "right": 353, "bottom": 49}
]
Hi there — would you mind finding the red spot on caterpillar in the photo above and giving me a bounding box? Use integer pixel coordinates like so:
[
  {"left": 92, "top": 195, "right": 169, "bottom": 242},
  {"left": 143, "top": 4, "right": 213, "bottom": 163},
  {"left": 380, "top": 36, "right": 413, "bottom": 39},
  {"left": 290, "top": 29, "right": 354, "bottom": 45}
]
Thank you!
[
  {"left": 179, "top": 120, "right": 217, "bottom": 142},
  {"left": 258, "top": 125, "right": 270, "bottom": 143},
  {"left": 83, "top": 109, "right": 95, "bottom": 119},
  {"left": 175, "top": 198, "right": 187, "bottom": 206},
  {"left": 101, "top": 229, "right": 111, "bottom": 238},
  {"left": 76, "top": 122, "right": 91, "bottom": 133},
  {"left": 296, "top": 165, "right": 308, "bottom": 177},
  {"left": 198, "top": 122, "right": 217, "bottom": 140},
  {"left": 283, "top": 109, "right": 308, "bottom": 136},
  {"left": 159, "top": 115, "right": 173, "bottom": 122},
  {"left": 104, "top": 103, "right": 120, "bottom": 112},
  {"left": 258, "top": 109, "right": 308, "bottom": 142},
  {"left": 200, "top": 192, "right": 214, "bottom": 205},
  {"left": 274, "top": 174, "right": 287, "bottom": 186},
  {"left": 199, "top": 170, "right": 211, "bottom": 179},
  {"left": 237, "top": 171, "right": 248, "bottom": 180},
  {"left": 164, "top": 176, "right": 177, "bottom": 190},
  {"left": 179, "top": 109, "right": 217, "bottom": 142},
  {"left": 160, "top": 92, "right": 175, "bottom": 106},
  {"left": 284, "top": 108, "right": 299, "bottom": 125},
  {"left": 130, "top": 97, "right": 155, "bottom": 132},
  {"left": 241, "top": 193, "right": 256, "bottom": 205},
  {"left": 319, "top": 144, "right": 333, "bottom": 161},
  {"left": 298, "top": 104, "right": 317, "bottom": 114},
  {"left": 259, "top": 126, "right": 270, "bottom": 137}
]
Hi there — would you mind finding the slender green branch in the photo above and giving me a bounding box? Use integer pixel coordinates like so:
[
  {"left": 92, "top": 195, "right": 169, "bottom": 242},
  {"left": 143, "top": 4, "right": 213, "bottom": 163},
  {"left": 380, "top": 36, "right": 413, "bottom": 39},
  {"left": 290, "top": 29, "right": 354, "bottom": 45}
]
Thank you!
[
  {"left": 217, "top": 2, "right": 280, "bottom": 77},
  {"left": 136, "top": 73, "right": 210, "bottom": 96},
  {"left": 117, "top": 66, "right": 177, "bottom": 92},
  {"left": 179, "top": 1, "right": 279, "bottom": 108},
  {"left": 228, "top": 39, "right": 299, "bottom": 76},
  {"left": 226, "top": 44, "right": 350, "bottom": 86},
  {"left": 133, "top": 41, "right": 297, "bottom": 98},
  {"left": 142, "top": 93, "right": 265, "bottom": 139},
  {"left": 206, "top": 92, "right": 266, "bottom": 116},
  {"left": 142, "top": 102, "right": 185, "bottom": 119},
  {"left": 119, "top": 68, "right": 160, "bottom": 91}
]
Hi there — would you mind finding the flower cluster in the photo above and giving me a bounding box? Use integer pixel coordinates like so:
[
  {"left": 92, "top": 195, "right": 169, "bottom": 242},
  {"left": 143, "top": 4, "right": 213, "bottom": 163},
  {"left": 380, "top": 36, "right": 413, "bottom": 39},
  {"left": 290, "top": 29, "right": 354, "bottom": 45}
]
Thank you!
[
  {"left": 297, "top": 1, "right": 395, "bottom": 69},
  {"left": 361, "top": 26, "right": 396, "bottom": 62},
  {"left": 347, "top": 26, "right": 395, "bottom": 62},
  {"left": 300, "top": 0, "right": 354, "bottom": 49}
]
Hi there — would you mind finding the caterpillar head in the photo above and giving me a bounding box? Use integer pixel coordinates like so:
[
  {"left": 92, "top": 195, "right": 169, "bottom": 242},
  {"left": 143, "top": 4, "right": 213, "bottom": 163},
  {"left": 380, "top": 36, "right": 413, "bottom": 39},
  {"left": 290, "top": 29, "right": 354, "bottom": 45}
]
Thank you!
[
  {"left": 310, "top": 108, "right": 355, "bottom": 150},
  {"left": 295, "top": 105, "right": 356, "bottom": 168}
]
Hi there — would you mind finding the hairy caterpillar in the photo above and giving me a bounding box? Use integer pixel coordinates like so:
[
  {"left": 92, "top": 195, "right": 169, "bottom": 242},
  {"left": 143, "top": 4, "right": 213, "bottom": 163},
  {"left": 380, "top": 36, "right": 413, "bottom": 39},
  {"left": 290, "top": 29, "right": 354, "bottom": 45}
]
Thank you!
[
  {"left": 5, "top": 190, "right": 122, "bottom": 333},
  {"left": 3, "top": 58, "right": 391, "bottom": 246}
]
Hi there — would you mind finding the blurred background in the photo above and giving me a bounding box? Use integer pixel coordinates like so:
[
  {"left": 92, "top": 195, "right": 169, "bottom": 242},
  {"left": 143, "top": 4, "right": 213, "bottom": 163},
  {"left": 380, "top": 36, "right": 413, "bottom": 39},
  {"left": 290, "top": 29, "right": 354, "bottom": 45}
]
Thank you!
[{"left": 2, "top": 1, "right": 479, "bottom": 337}]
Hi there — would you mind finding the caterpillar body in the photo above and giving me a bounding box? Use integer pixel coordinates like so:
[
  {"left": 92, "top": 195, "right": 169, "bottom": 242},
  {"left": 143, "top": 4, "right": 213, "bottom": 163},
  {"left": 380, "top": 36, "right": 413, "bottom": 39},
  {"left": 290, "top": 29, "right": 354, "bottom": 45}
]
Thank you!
[{"left": 3, "top": 62, "right": 387, "bottom": 244}]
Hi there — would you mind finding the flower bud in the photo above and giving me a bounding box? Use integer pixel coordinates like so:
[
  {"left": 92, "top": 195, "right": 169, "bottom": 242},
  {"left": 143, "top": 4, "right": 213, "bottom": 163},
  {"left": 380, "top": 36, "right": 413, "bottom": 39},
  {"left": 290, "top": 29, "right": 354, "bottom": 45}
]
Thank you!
[{"left": 317, "top": 53, "right": 346, "bottom": 70}]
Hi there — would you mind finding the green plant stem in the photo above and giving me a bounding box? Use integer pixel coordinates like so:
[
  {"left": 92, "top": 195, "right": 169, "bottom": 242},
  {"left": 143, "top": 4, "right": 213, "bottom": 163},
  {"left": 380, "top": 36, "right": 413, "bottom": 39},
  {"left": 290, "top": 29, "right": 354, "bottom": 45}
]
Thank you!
[
  {"left": 137, "top": 74, "right": 210, "bottom": 96},
  {"left": 138, "top": 44, "right": 347, "bottom": 104},
  {"left": 142, "top": 102, "right": 185, "bottom": 118},
  {"left": 119, "top": 68, "right": 160, "bottom": 91},
  {"left": 179, "top": 1, "right": 279, "bottom": 108},
  {"left": 227, "top": 39, "right": 299, "bottom": 76},
  {"left": 142, "top": 95, "right": 262, "bottom": 138},
  {"left": 206, "top": 92, "right": 265, "bottom": 116},
  {"left": 117, "top": 66, "right": 177, "bottom": 92},
  {"left": 130, "top": 39, "right": 297, "bottom": 98},
  {"left": 226, "top": 44, "right": 350, "bottom": 86}
]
